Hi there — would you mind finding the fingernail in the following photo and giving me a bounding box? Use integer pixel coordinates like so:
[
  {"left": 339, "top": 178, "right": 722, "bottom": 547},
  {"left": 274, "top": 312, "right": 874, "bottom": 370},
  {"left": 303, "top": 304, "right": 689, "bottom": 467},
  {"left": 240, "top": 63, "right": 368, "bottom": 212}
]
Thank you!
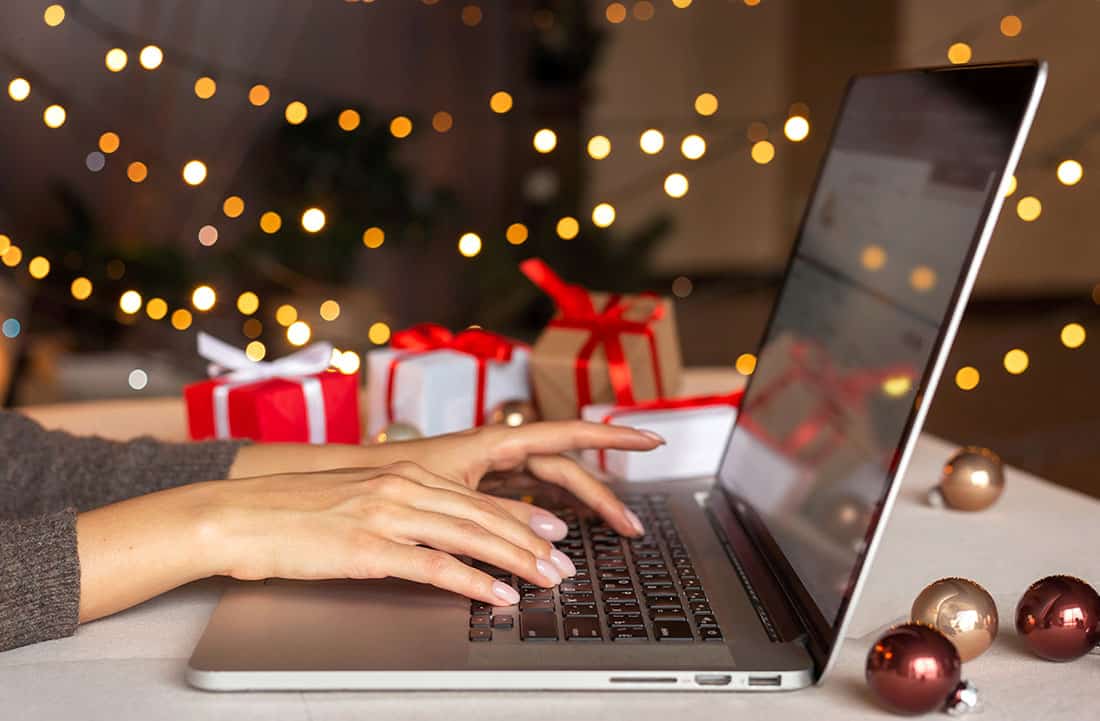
[
  {"left": 549, "top": 549, "right": 577, "bottom": 577},
  {"left": 492, "top": 581, "right": 520, "bottom": 605},
  {"left": 636, "top": 428, "right": 666, "bottom": 445},
  {"left": 529, "top": 511, "right": 568, "bottom": 541},
  {"left": 624, "top": 508, "right": 646, "bottom": 536},
  {"left": 535, "top": 558, "right": 563, "bottom": 585}
]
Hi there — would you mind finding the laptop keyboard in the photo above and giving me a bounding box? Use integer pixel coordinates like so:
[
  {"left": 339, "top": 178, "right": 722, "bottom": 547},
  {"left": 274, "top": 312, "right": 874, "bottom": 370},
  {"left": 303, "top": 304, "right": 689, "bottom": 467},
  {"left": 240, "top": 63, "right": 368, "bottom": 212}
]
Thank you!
[{"left": 468, "top": 493, "right": 723, "bottom": 643}]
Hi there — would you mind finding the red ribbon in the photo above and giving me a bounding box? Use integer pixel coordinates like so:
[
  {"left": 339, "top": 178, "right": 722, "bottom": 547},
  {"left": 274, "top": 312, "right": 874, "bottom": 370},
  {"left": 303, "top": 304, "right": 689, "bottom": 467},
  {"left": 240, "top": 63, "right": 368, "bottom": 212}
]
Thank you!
[
  {"left": 385, "top": 323, "right": 519, "bottom": 427},
  {"left": 521, "top": 258, "right": 665, "bottom": 411},
  {"left": 595, "top": 390, "right": 744, "bottom": 471}
]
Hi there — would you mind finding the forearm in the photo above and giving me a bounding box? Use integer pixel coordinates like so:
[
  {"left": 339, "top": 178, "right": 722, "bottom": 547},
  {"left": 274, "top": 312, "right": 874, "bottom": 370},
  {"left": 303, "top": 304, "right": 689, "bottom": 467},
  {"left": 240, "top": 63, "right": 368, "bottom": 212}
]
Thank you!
[{"left": 228, "top": 441, "right": 426, "bottom": 479}]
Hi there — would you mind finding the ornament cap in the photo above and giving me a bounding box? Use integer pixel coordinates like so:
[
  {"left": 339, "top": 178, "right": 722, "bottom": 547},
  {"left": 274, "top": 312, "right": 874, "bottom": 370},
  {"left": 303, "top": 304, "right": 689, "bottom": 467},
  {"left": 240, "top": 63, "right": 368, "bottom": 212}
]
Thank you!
[{"left": 945, "top": 680, "right": 981, "bottom": 716}]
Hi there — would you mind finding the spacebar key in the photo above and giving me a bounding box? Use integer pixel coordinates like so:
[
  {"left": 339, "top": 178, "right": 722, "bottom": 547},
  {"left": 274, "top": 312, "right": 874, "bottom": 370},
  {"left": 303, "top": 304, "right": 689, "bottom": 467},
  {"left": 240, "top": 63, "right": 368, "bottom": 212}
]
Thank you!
[{"left": 521, "top": 611, "right": 559, "bottom": 641}]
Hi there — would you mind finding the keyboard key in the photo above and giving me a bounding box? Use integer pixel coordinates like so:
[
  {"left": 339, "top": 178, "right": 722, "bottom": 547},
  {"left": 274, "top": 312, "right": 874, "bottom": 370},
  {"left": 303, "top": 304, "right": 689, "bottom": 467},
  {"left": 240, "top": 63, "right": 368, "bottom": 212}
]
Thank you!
[
  {"left": 562, "top": 603, "right": 598, "bottom": 618},
  {"left": 601, "top": 578, "right": 634, "bottom": 591},
  {"left": 561, "top": 592, "right": 595, "bottom": 604},
  {"left": 650, "top": 610, "right": 688, "bottom": 621},
  {"left": 605, "top": 601, "right": 640, "bottom": 614},
  {"left": 690, "top": 602, "right": 713, "bottom": 614},
  {"left": 604, "top": 590, "right": 638, "bottom": 602},
  {"left": 522, "top": 589, "right": 554, "bottom": 601},
  {"left": 520, "top": 612, "right": 559, "bottom": 641},
  {"left": 653, "top": 620, "right": 694, "bottom": 642},
  {"left": 611, "top": 627, "right": 649, "bottom": 642},
  {"left": 469, "top": 628, "right": 493, "bottom": 642},
  {"left": 607, "top": 613, "right": 644, "bottom": 628},
  {"left": 643, "top": 580, "right": 674, "bottom": 591},
  {"left": 520, "top": 599, "right": 555, "bottom": 612},
  {"left": 700, "top": 626, "right": 724, "bottom": 642},
  {"left": 598, "top": 570, "right": 631, "bottom": 581},
  {"left": 639, "top": 571, "right": 671, "bottom": 582},
  {"left": 694, "top": 614, "right": 719, "bottom": 628},
  {"left": 560, "top": 581, "right": 592, "bottom": 594},
  {"left": 644, "top": 594, "right": 681, "bottom": 606},
  {"left": 596, "top": 559, "right": 627, "bottom": 570},
  {"left": 681, "top": 579, "right": 703, "bottom": 591},
  {"left": 470, "top": 614, "right": 492, "bottom": 627},
  {"left": 637, "top": 560, "right": 667, "bottom": 570},
  {"left": 471, "top": 601, "right": 492, "bottom": 613},
  {"left": 686, "top": 590, "right": 708, "bottom": 603},
  {"left": 564, "top": 617, "right": 602, "bottom": 641},
  {"left": 492, "top": 615, "right": 515, "bottom": 629}
]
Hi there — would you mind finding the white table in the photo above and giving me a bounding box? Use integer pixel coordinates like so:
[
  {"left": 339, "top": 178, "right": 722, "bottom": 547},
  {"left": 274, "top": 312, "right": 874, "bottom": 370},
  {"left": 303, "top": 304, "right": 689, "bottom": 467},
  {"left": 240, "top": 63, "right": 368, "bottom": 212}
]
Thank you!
[{"left": 6, "top": 377, "right": 1100, "bottom": 719}]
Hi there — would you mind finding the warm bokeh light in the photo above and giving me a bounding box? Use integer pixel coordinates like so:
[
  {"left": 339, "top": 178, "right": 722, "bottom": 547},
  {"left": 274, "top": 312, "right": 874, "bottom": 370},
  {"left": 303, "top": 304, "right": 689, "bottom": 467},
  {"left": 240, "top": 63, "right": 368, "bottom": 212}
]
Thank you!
[
  {"left": 70, "top": 277, "right": 93, "bottom": 301},
  {"left": 7, "top": 78, "right": 30, "bottom": 102},
  {"left": 751, "top": 140, "right": 775, "bottom": 164},
  {"left": 320, "top": 300, "right": 341, "bottom": 321},
  {"left": 671, "top": 276, "right": 693, "bottom": 298},
  {"left": 1003, "top": 174, "right": 1017, "bottom": 197},
  {"left": 639, "top": 129, "right": 665, "bottom": 154},
  {"left": 1000, "top": 15, "right": 1023, "bottom": 37},
  {"left": 198, "top": 224, "right": 219, "bottom": 247},
  {"left": 680, "top": 134, "right": 706, "bottom": 160},
  {"left": 145, "top": 297, "right": 168, "bottom": 320},
  {"left": 505, "top": 223, "right": 528, "bottom": 245},
  {"left": 489, "top": 91, "right": 513, "bottom": 114},
  {"left": 243, "top": 318, "right": 263, "bottom": 338},
  {"left": 1060, "top": 322, "right": 1086, "bottom": 349},
  {"left": 245, "top": 341, "right": 266, "bottom": 362},
  {"left": 556, "top": 216, "right": 580, "bottom": 240},
  {"left": 362, "top": 226, "right": 385, "bottom": 248},
  {"left": 223, "top": 195, "right": 245, "bottom": 218},
  {"left": 194, "top": 76, "right": 217, "bottom": 99},
  {"left": 955, "top": 366, "right": 980, "bottom": 391},
  {"left": 248, "top": 84, "right": 271, "bottom": 106},
  {"left": 390, "top": 115, "right": 413, "bottom": 138},
  {"left": 119, "top": 290, "right": 142, "bottom": 314},
  {"left": 784, "top": 115, "right": 810, "bottom": 142},
  {"left": 461, "top": 4, "right": 483, "bottom": 26},
  {"left": 336, "top": 350, "right": 362, "bottom": 375},
  {"left": 861, "top": 245, "right": 887, "bottom": 271},
  {"left": 139, "top": 45, "right": 163, "bottom": 70},
  {"left": 170, "top": 309, "right": 192, "bottom": 331},
  {"left": 337, "top": 108, "right": 361, "bottom": 131},
  {"left": 458, "top": 232, "right": 483, "bottom": 258},
  {"left": 947, "top": 42, "right": 972, "bottom": 64},
  {"left": 287, "top": 321, "right": 311, "bottom": 346},
  {"left": 533, "top": 128, "right": 558, "bottom": 153},
  {"left": 105, "top": 48, "right": 128, "bottom": 72},
  {"left": 735, "top": 353, "right": 757, "bottom": 376},
  {"left": 592, "top": 202, "right": 616, "bottom": 228},
  {"left": 260, "top": 211, "right": 282, "bottom": 234},
  {"left": 694, "top": 92, "right": 718, "bottom": 116},
  {"left": 909, "top": 265, "right": 937, "bottom": 292},
  {"left": 301, "top": 207, "right": 327, "bottom": 233},
  {"left": 1057, "top": 159, "right": 1083, "bottom": 186},
  {"left": 1003, "top": 348, "right": 1029, "bottom": 375},
  {"left": 0, "top": 234, "right": 9, "bottom": 255},
  {"left": 672, "top": 0, "right": 692, "bottom": 7},
  {"left": 1, "top": 245, "right": 21, "bottom": 267},
  {"left": 237, "top": 291, "right": 259, "bottom": 316},
  {"left": 182, "top": 160, "right": 208, "bottom": 186},
  {"left": 191, "top": 285, "right": 216, "bottom": 312},
  {"left": 99, "top": 131, "right": 120, "bottom": 153},
  {"left": 28, "top": 256, "right": 50, "bottom": 279},
  {"left": 126, "top": 161, "right": 148, "bottom": 183},
  {"left": 587, "top": 135, "right": 612, "bottom": 160},
  {"left": 368, "top": 321, "right": 392, "bottom": 345},
  {"left": 275, "top": 304, "right": 298, "bottom": 327},
  {"left": 43, "top": 104, "right": 66, "bottom": 128},
  {"left": 633, "top": 1, "right": 655, "bottom": 20},
  {"left": 285, "top": 100, "right": 308, "bottom": 125},
  {"left": 432, "top": 111, "right": 454, "bottom": 133},
  {"left": 1016, "top": 195, "right": 1041, "bottom": 221},
  {"left": 606, "top": 2, "right": 627, "bottom": 23},
  {"left": 664, "top": 172, "right": 689, "bottom": 198},
  {"left": 44, "top": 4, "right": 65, "bottom": 26}
]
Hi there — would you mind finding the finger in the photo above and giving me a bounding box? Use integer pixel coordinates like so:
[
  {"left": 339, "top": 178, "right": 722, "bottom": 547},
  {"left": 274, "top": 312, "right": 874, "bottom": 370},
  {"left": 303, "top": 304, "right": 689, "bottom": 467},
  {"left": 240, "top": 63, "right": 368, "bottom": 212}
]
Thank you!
[
  {"left": 371, "top": 542, "right": 522, "bottom": 607},
  {"left": 385, "top": 506, "right": 566, "bottom": 588},
  {"left": 525, "top": 454, "right": 645, "bottom": 538},
  {"left": 481, "top": 421, "right": 664, "bottom": 472},
  {"left": 491, "top": 497, "right": 570, "bottom": 542}
]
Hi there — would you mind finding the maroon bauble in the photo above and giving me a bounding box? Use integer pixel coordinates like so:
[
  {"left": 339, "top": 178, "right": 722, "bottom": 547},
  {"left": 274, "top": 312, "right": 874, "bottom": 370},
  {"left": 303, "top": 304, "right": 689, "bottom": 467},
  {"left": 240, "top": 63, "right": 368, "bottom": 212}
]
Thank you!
[
  {"left": 866, "top": 623, "right": 962, "bottom": 715},
  {"left": 1015, "top": 575, "right": 1100, "bottom": 661}
]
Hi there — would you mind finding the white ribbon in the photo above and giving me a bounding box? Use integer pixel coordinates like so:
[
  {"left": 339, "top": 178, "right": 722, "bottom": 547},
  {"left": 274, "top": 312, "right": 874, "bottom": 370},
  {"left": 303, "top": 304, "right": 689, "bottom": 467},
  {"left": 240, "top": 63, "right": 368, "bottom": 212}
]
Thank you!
[{"left": 198, "top": 332, "right": 334, "bottom": 444}]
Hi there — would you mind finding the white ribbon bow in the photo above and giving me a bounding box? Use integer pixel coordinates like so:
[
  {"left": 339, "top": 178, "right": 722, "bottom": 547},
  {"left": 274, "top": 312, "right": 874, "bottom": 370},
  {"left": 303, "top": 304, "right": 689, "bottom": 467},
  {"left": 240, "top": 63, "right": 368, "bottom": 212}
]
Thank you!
[{"left": 197, "top": 332, "right": 334, "bottom": 444}]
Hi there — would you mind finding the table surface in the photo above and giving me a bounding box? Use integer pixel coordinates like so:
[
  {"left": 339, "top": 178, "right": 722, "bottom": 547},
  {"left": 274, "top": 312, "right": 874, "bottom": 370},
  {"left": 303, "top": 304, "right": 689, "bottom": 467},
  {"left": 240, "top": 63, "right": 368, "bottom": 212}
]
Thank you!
[{"left": 7, "top": 371, "right": 1100, "bottom": 720}]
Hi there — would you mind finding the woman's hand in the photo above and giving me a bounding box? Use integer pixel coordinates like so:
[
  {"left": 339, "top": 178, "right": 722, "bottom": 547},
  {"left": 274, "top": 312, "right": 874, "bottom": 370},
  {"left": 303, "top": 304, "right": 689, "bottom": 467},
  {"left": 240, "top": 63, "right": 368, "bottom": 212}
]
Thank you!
[{"left": 230, "top": 421, "right": 665, "bottom": 538}]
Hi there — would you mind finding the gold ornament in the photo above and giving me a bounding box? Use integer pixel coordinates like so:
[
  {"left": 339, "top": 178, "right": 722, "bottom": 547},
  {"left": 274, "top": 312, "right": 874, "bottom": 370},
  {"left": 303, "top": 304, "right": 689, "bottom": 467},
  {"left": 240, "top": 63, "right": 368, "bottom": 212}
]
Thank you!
[
  {"left": 928, "top": 446, "right": 1005, "bottom": 511},
  {"left": 373, "top": 421, "right": 422, "bottom": 443},
  {"left": 488, "top": 399, "right": 539, "bottom": 428},
  {"left": 911, "top": 577, "right": 999, "bottom": 661}
]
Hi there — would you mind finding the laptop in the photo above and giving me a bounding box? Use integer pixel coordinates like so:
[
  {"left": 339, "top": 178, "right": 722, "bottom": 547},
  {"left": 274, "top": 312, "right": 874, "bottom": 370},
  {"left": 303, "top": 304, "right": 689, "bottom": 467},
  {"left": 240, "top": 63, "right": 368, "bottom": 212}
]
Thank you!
[{"left": 188, "top": 61, "right": 1045, "bottom": 691}]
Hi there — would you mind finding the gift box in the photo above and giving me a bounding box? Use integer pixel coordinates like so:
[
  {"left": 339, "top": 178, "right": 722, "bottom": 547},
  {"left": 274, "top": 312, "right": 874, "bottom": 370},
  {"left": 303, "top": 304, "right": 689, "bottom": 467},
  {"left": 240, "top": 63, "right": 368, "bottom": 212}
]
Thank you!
[
  {"left": 185, "top": 333, "right": 361, "bottom": 444},
  {"left": 522, "top": 258, "right": 682, "bottom": 421},
  {"left": 366, "top": 323, "right": 530, "bottom": 438},
  {"left": 580, "top": 391, "right": 741, "bottom": 482}
]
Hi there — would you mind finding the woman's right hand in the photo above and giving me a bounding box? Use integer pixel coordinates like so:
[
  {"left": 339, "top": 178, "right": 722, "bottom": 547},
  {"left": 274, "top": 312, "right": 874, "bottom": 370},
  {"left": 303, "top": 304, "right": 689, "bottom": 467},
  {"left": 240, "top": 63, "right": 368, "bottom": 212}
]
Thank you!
[{"left": 196, "top": 461, "right": 576, "bottom": 606}]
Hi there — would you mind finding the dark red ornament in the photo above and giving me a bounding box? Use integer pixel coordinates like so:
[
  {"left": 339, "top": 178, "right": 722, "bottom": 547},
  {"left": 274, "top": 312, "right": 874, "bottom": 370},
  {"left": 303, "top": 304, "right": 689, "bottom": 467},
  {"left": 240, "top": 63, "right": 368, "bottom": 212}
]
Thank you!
[
  {"left": 1015, "top": 574, "right": 1100, "bottom": 661},
  {"left": 866, "top": 623, "right": 968, "bottom": 716}
]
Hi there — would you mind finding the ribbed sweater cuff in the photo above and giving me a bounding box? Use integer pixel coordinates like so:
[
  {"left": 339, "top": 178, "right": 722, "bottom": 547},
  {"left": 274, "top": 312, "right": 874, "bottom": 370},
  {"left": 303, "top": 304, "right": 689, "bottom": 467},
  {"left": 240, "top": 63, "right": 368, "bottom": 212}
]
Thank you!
[{"left": 0, "top": 510, "right": 80, "bottom": 652}]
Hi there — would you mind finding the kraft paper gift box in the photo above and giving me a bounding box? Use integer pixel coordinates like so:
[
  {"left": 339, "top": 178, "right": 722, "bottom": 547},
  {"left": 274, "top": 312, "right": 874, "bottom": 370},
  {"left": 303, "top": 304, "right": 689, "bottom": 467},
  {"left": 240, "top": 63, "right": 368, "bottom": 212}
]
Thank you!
[
  {"left": 521, "top": 258, "right": 682, "bottom": 421},
  {"left": 366, "top": 324, "right": 531, "bottom": 438},
  {"left": 580, "top": 392, "right": 741, "bottom": 482},
  {"left": 185, "top": 333, "right": 361, "bottom": 444}
]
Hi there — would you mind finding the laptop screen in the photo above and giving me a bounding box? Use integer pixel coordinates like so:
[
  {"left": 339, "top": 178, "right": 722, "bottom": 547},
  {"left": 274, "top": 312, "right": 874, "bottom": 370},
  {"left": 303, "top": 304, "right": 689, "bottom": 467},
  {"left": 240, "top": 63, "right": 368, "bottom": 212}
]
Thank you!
[{"left": 717, "top": 65, "right": 1040, "bottom": 642}]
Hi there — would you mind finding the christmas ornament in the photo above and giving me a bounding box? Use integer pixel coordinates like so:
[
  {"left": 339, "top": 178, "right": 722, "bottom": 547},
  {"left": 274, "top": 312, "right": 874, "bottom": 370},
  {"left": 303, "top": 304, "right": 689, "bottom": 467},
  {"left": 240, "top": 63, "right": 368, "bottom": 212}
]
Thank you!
[
  {"left": 866, "top": 623, "right": 979, "bottom": 716},
  {"left": 373, "top": 421, "right": 423, "bottom": 444},
  {"left": 489, "top": 399, "right": 539, "bottom": 427},
  {"left": 927, "top": 446, "right": 1004, "bottom": 511},
  {"left": 911, "top": 577, "right": 998, "bottom": 661},
  {"left": 818, "top": 492, "right": 873, "bottom": 549},
  {"left": 1015, "top": 574, "right": 1100, "bottom": 661}
]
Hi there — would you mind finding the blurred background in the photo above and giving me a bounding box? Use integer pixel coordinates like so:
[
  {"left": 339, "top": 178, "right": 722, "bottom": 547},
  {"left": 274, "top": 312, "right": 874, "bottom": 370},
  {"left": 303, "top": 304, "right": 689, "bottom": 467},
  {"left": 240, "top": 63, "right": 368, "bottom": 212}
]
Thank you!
[{"left": 0, "top": 0, "right": 1096, "bottom": 495}]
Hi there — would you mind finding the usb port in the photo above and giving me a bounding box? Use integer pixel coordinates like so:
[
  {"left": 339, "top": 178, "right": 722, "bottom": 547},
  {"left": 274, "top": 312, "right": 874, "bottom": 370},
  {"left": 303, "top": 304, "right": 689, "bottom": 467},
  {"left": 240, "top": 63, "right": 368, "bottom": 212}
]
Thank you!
[
  {"left": 747, "top": 675, "right": 782, "bottom": 687},
  {"left": 694, "top": 674, "right": 732, "bottom": 686}
]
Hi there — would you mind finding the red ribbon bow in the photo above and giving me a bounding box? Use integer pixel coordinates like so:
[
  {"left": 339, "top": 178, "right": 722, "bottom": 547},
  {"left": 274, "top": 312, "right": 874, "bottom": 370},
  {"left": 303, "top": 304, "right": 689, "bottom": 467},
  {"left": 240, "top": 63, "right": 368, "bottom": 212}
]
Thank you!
[
  {"left": 386, "top": 323, "right": 519, "bottom": 427},
  {"left": 521, "top": 258, "right": 665, "bottom": 411}
]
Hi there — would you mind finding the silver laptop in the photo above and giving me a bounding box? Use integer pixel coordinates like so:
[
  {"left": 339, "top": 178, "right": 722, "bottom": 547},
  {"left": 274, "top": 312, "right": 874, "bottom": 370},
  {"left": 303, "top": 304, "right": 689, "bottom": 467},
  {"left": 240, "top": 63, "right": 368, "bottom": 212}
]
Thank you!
[{"left": 188, "top": 61, "right": 1045, "bottom": 692}]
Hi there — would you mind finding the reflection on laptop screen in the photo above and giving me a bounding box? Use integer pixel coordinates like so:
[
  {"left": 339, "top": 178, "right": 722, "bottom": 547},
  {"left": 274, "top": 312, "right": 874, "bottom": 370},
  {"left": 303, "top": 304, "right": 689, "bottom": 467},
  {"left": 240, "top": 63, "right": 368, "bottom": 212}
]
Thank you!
[{"left": 718, "top": 66, "right": 1037, "bottom": 633}]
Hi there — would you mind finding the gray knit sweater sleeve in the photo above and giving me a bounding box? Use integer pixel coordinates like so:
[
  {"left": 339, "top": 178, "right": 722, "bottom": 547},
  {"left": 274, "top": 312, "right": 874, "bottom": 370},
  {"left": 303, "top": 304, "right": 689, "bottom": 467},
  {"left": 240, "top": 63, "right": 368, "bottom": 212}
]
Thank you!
[{"left": 1, "top": 411, "right": 245, "bottom": 652}]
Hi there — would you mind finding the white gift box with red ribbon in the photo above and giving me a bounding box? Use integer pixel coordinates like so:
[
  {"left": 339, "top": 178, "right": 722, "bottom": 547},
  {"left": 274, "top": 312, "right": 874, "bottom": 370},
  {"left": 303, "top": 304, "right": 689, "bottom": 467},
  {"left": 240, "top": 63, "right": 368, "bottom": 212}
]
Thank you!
[{"left": 580, "top": 392, "right": 741, "bottom": 482}]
